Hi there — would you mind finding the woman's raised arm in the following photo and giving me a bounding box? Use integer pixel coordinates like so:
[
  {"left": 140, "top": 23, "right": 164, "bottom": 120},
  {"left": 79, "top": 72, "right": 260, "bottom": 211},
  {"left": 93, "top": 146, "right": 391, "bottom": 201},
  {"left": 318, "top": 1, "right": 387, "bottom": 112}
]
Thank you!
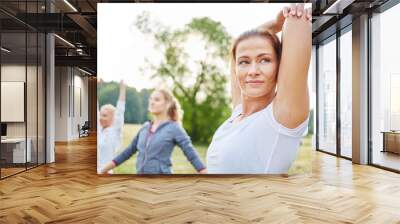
[
  {"left": 273, "top": 4, "right": 312, "bottom": 129},
  {"left": 118, "top": 79, "right": 126, "bottom": 102}
]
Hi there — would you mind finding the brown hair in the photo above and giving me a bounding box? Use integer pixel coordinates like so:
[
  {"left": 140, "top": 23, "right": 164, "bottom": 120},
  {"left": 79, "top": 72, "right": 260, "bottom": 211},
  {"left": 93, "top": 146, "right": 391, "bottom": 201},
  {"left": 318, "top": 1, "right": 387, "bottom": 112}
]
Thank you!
[
  {"left": 231, "top": 29, "right": 281, "bottom": 63},
  {"left": 156, "top": 88, "right": 183, "bottom": 124}
]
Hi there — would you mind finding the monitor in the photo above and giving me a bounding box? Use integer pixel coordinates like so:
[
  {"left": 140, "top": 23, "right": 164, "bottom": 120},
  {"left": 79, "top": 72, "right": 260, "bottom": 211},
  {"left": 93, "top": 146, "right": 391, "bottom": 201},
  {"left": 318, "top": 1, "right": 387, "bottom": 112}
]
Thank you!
[{"left": 1, "top": 123, "right": 7, "bottom": 137}]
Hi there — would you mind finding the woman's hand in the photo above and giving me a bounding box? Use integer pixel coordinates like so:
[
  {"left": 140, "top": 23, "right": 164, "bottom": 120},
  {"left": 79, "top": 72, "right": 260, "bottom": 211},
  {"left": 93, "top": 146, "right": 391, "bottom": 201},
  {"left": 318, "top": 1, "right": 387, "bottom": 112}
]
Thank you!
[
  {"left": 283, "top": 3, "right": 312, "bottom": 21},
  {"left": 257, "top": 4, "right": 311, "bottom": 34},
  {"left": 99, "top": 161, "right": 117, "bottom": 174},
  {"left": 199, "top": 168, "right": 207, "bottom": 174},
  {"left": 99, "top": 168, "right": 108, "bottom": 174}
]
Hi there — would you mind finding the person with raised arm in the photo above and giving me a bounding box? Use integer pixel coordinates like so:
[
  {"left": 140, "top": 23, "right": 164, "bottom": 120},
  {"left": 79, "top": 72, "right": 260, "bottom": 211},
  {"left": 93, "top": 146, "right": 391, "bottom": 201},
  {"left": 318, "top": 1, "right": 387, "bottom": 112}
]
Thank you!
[{"left": 97, "top": 79, "right": 126, "bottom": 174}]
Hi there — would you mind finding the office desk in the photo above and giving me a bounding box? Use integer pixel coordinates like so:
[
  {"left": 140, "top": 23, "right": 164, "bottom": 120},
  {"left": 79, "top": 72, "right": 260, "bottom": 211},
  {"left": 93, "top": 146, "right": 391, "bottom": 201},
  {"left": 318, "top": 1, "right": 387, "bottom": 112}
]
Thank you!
[
  {"left": 0, "top": 138, "right": 31, "bottom": 164},
  {"left": 381, "top": 131, "right": 400, "bottom": 155}
]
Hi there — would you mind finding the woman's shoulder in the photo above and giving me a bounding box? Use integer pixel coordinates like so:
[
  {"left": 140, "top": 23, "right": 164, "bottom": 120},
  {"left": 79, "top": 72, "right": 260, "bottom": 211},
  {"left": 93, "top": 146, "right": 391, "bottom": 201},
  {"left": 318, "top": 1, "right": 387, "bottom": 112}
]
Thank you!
[
  {"left": 138, "top": 121, "right": 151, "bottom": 132},
  {"left": 167, "top": 121, "right": 183, "bottom": 131},
  {"left": 167, "top": 121, "right": 191, "bottom": 136}
]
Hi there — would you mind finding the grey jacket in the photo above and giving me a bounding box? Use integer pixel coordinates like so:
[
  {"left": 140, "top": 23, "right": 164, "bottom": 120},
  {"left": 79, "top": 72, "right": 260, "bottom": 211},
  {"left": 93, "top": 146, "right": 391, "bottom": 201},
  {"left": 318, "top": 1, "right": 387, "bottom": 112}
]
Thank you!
[{"left": 112, "top": 121, "right": 205, "bottom": 174}]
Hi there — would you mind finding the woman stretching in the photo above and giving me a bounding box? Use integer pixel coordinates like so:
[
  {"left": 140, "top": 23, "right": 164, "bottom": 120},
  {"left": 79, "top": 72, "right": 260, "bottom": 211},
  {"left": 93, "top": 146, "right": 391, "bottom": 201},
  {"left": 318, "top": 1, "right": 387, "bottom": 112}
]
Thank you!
[
  {"left": 100, "top": 89, "right": 207, "bottom": 174},
  {"left": 206, "top": 4, "right": 312, "bottom": 174},
  {"left": 97, "top": 79, "right": 126, "bottom": 174}
]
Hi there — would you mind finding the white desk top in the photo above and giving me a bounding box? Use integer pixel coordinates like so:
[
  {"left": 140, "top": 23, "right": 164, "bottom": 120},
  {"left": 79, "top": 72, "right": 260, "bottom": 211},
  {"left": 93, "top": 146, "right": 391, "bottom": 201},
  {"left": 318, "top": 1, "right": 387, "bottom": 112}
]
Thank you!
[{"left": 1, "top": 138, "right": 28, "bottom": 143}]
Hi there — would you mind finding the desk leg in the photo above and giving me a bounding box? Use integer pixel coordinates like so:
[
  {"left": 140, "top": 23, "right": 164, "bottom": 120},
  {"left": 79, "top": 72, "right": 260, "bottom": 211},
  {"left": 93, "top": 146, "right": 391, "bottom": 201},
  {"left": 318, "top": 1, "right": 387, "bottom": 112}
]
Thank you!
[{"left": 382, "top": 133, "right": 386, "bottom": 153}]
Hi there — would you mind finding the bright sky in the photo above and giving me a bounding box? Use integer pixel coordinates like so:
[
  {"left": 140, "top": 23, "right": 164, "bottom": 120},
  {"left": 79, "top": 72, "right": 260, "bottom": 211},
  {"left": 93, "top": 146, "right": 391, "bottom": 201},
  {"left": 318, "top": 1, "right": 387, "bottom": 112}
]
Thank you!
[{"left": 97, "top": 3, "right": 313, "bottom": 106}]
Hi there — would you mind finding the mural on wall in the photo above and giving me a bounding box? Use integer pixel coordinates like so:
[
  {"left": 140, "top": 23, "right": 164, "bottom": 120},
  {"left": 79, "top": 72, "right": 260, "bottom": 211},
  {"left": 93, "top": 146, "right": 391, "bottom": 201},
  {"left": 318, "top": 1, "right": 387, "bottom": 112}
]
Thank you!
[{"left": 97, "top": 3, "right": 313, "bottom": 175}]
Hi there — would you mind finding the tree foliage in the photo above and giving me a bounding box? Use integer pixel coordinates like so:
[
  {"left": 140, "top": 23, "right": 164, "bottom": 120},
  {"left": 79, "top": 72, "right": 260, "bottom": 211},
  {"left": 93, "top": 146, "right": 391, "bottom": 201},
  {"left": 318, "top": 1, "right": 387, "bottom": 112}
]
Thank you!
[{"left": 136, "top": 13, "right": 233, "bottom": 144}]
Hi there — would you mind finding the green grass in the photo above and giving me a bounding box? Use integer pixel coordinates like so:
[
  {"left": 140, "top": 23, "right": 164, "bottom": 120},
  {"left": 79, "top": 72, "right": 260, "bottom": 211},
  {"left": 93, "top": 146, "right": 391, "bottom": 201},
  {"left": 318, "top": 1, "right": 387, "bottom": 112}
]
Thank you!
[
  {"left": 113, "top": 124, "right": 312, "bottom": 175},
  {"left": 288, "top": 134, "right": 312, "bottom": 175}
]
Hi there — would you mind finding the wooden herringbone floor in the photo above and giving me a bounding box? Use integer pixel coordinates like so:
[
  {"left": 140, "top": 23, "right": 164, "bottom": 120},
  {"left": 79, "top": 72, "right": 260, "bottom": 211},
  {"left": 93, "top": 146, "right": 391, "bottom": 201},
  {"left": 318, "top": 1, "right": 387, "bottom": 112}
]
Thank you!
[{"left": 1, "top": 135, "right": 400, "bottom": 224}]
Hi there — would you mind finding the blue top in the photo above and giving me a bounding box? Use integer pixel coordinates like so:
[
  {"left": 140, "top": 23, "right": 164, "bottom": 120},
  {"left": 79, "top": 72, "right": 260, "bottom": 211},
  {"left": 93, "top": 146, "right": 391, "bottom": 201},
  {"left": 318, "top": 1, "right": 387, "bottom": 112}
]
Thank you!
[{"left": 112, "top": 121, "right": 206, "bottom": 174}]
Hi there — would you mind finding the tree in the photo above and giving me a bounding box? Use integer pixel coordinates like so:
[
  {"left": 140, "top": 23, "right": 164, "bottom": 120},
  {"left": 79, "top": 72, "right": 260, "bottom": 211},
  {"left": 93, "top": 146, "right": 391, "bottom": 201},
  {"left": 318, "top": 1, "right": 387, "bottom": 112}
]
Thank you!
[{"left": 136, "top": 13, "right": 232, "bottom": 144}]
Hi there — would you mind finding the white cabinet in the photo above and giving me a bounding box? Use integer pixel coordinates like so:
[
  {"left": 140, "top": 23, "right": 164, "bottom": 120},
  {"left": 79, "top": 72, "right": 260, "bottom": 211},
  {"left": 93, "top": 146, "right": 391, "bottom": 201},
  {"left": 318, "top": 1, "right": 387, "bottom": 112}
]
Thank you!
[{"left": 1, "top": 138, "right": 32, "bottom": 163}]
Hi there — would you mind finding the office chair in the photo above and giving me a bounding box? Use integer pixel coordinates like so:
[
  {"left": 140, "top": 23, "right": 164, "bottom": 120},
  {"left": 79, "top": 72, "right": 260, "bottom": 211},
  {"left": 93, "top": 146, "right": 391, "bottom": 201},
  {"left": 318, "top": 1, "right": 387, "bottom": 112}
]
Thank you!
[{"left": 79, "top": 121, "right": 90, "bottom": 138}]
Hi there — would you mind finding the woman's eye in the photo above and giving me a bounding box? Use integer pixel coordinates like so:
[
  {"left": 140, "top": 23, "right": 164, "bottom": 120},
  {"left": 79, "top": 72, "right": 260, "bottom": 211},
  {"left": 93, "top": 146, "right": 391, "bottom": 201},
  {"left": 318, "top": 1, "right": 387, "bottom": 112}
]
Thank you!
[
  {"left": 238, "top": 61, "right": 249, "bottom": 65},
  {"left": 260, "top": 58, "right": 270, "bottom": 63}
]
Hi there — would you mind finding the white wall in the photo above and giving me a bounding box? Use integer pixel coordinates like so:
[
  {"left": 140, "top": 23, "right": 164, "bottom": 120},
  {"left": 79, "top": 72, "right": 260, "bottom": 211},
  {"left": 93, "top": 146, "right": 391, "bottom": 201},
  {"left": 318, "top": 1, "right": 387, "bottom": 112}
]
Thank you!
[
  {"left": 1, "top": 63, "right": 46, "bottom": 164},
  {"left": 1, "top": 65, "right": 39, "bottom": 138},
  {"left": 55, "top": 66, "right": 69, "bottom": 141},
  {"left": 1, "top": 65, "right": 26, "bottom": 133},
  {"left": 54, "top": 67, "right": 89, "bottom": 141}
]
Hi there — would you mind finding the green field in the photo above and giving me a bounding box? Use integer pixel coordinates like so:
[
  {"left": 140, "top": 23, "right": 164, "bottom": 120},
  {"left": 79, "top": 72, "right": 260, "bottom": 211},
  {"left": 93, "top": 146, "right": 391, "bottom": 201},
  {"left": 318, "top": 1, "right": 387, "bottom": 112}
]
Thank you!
[{"left": 112, "top": 124, "right": 312, "bottom": 175}]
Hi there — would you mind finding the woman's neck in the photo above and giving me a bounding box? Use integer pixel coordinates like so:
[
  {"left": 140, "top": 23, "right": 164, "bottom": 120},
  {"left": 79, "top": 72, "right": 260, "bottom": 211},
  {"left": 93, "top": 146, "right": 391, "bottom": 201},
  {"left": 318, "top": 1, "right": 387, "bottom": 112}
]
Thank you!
[
  {"left": 241, "top": 92, "right": 275, "bottom": 117},
  {"left": 152, "top": 113, "right": 170, "bottom": 126}
]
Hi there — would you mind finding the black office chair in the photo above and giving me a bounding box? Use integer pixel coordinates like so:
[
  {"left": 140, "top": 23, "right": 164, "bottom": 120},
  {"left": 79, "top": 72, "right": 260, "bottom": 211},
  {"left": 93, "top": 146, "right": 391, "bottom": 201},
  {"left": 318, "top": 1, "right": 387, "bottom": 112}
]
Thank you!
[{"left": 78, "top": 121, "right": 90, "bottom": 138}]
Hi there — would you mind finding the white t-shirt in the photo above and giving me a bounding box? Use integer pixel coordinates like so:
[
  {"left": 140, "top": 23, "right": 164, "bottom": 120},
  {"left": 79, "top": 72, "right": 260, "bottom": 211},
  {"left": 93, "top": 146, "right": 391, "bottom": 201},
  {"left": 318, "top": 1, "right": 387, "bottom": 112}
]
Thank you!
[
  {"left": 206, "top": 102, "right": 308, "bottom": 174},
  {"left": 97, "top": 101, "right": 125, "bottom": 173}
]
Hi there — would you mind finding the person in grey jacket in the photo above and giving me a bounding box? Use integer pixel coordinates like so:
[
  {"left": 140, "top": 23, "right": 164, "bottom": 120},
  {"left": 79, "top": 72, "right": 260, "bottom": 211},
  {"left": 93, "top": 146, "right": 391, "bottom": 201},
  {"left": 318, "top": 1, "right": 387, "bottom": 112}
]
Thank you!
[{"left": 100, "top": 88, "right": 207, "bottom": 174}]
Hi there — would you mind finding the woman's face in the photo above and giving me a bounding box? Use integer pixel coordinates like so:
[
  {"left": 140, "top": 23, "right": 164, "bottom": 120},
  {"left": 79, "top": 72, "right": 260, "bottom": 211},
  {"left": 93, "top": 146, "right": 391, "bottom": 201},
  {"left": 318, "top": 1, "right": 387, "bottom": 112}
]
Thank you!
[
  {"left": 235, "top": 36, "right": 279, "bottom": 99},
  {"left": 148, "top": 91, "right": 168, "bottom": 115},
  {"left": 99, "top": 108, "right": 114, "bottom": 128}
]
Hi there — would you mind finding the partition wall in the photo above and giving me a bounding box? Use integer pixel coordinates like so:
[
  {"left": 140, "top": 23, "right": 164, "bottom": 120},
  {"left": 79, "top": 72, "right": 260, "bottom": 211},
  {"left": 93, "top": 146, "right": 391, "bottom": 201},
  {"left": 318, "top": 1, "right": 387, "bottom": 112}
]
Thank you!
[
  {"left": 0, "top": 1, "right": 46, "bottom": 179},
  {"left": 316, "top": 24, "right": 353, "bottom": 158}
]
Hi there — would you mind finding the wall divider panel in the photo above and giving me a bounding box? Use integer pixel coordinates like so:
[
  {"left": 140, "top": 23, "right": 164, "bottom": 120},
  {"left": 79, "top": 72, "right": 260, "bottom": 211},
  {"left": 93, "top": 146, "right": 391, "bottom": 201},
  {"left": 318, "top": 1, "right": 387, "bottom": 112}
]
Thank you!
[
  {"left": 315, "top": 20, "right": 354, "bottom": 161},
  {"left": 0, "top": 0, "right": 47, "bottom": 179}
]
